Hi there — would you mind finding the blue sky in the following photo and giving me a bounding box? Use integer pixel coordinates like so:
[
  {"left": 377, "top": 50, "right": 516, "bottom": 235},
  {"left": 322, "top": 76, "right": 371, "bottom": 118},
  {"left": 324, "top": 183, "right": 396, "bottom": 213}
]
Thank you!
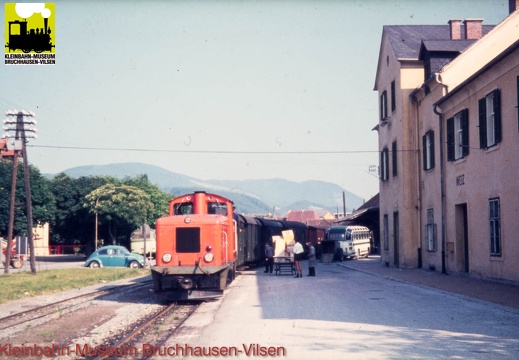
[{"left": 1, "top": 1, "right": 509, "bottom": 200}]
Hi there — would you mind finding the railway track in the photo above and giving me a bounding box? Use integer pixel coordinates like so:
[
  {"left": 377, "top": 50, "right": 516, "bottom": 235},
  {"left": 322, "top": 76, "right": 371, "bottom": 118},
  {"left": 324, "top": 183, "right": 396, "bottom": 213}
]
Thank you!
[
  {"left": 0, "top": 279, "right": 201, "bottom": 360},
  {"left": 0, "top": 281, "right": 152, "bottom": 333},
  {"left": 94, "top": 302, "right": 198, "bottom": 360}
]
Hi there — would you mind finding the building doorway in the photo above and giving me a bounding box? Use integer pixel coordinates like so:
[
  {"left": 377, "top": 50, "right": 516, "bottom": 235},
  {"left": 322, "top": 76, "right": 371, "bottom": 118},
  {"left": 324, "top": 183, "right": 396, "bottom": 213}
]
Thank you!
[
  {"left": 455, "top": 204, "right": 469, "bottom": 272},
  {"left": 393, "top": 211, "right": 399, "bottom": 267}
]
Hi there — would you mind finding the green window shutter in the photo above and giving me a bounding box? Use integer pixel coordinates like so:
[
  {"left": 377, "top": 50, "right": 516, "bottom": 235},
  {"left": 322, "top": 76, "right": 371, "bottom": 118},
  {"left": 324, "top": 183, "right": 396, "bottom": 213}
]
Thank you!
[
  {"left": 446, "top": 117, "right": 455, "bottom": 161},
  {"left": 392, "top": 141, "right": 397, "bottom": 177},
  {"left": 430, "top": 131, "right": 435, "bottom": 169},
  {"left": 479, "top": 98, "right": 487, "bottom": 148},
  {"left": 493, "top": 89, "right": 502, "bottom": 144},
  {"left": 391, "top": 81, "right": 396, "bottom": 113},
  {"left": 380, "top": 150, "right": 385, "bottom": 180},
  {"left": 380, "top": 95, "right": 383, "bottom": 121},
  {"left": 422, "top": 134, "right": 427, "bottom": 171},
  {"left": 461, "top": 109, "right": 469, "bottom": 157}
]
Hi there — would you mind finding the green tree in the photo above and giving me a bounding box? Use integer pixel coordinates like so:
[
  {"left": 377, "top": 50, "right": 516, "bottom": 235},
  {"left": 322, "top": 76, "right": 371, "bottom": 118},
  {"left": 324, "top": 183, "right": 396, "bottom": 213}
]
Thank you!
[
  {"left": 0, "top": 160, "right": 56, "bottom": 238},
  {"left": 122, "top": 174, "right": 171, "bottom": 227},
  {"left": 84, "top": 184, "right": 153, "bottom": 247},
  {"left": 49, "top": 173, "right": 114, "bottom": 251}
]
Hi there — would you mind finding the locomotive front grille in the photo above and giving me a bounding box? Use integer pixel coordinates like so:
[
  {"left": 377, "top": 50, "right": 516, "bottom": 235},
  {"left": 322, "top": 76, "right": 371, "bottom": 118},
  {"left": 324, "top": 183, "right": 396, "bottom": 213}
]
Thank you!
[{"left": 176, "top": 227, "right": 201, "bottom": 253}]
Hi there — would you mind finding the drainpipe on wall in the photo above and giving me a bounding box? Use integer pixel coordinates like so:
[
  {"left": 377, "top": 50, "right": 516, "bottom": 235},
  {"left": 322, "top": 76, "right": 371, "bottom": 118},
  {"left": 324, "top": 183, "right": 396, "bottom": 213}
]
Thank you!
[
  {"left": 433, "top": 103, "right": 447, "bottom": 274},
  {"left": 410, "top": 91, "right": 423, "bottom": 269}
]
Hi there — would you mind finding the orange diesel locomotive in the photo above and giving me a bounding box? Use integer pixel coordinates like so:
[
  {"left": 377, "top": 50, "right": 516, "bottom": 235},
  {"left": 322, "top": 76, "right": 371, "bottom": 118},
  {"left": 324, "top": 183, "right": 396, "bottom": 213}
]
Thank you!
[{"left": 151, "top": 191, "right": 237, "bottom": 300}]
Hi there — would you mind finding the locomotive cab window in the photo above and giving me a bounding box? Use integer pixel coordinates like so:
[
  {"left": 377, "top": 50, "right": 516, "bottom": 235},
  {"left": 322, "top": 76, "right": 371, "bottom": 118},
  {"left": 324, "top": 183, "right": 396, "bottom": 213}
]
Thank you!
[
  {"left": 174, "top": 202, "right": 193, "bottom": 215},
  {"left": 207, "top": 202, "right": 228, "bottom": 215}
]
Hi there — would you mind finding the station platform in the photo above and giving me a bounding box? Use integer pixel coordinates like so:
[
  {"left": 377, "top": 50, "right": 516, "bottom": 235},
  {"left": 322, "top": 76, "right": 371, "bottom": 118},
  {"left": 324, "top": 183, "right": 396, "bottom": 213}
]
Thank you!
[{"left": 165, "top": 256, "right": 519, "bottom": 360}]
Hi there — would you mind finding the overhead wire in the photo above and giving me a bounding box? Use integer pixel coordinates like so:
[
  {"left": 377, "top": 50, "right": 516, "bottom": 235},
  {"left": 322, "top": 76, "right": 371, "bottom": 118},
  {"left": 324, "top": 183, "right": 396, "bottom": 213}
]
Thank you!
[{"left": 28, "top": 144, "right": 384, "bottom": 154}]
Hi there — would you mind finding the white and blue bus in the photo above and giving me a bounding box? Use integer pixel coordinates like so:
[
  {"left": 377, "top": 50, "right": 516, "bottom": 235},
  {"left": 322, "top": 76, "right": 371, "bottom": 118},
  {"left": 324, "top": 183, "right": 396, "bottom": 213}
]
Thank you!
[{"left": 322, "top": 225, "right": 371, "bottom": 261}]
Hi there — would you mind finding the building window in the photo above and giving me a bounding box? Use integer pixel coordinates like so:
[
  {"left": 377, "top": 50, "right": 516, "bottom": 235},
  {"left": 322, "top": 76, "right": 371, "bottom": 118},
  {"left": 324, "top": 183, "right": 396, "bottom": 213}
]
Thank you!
[
  {"left": 424, "top": 60, "right": 431, "bottom": 81},
  {"left": 380, "top": 90, "right": 388, "bottom": 121},
  {"left": 479, "top": 89, "right": 501, "bottom": 149},
  {"left": 447, "top": 109, "right": 469, "bottom": 161},
  {"left": 489, "top": 198, "right": 501, "bottom": 256},
  {"left": 380, "top": 147, "right": 389, "bottom": 181},
  {"left": 383, "top": 214, "right": 389, "bottom": 251},
  {"left": 391, "top": 141, "right": 397, "bottom": 177},
  {"left": 422, "top": 130, "right": 435, "bottom": 170},
  {"left": 425, "top": 209, "right": 437, "bottom": 252},
  {"left": 391, "top": 80, "right": 396, "bottom": 113}
]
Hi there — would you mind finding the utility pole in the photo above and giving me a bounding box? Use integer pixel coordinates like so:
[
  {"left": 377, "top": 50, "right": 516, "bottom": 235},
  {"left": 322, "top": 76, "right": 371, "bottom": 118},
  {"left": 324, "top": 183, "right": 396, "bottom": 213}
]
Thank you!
[
  {"left": 4, "top": 146, "right": 19, "bottom": 274},
  {"left": 3, "top": 110, "right": 38, "bottom": 274},
  {"left": 142, "top": 223, "right": 147, "bottom": 268},
  {"left": 343, "top": 191, "right": 347, "bottom": 217}
]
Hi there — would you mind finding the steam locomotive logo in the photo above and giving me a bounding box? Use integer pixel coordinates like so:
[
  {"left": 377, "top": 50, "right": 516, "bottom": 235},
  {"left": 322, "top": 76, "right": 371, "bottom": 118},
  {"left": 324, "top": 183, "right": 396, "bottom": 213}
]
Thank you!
[{"left": 4, "top": 3, "right": 55, "bottom": 54}]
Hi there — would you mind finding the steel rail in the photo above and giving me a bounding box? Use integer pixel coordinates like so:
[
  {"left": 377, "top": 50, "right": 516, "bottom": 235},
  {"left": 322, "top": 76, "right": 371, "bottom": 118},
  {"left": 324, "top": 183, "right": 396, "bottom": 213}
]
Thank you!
[{"left": 0, "top": 280, "right": 152, "bottom": 331}]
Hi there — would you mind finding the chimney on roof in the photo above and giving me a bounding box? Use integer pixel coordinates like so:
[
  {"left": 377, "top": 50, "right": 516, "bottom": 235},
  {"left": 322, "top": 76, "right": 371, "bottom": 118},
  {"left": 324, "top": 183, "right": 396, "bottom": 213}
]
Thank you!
[
  {"left": 510, "top": 0, "right": 519, "bottom": 13},
  {"left": 449, "top": 19, "right": 463, "bottom": 40},
  {"left": 464, "top": 19, "right": 484, "bottom": 40}
]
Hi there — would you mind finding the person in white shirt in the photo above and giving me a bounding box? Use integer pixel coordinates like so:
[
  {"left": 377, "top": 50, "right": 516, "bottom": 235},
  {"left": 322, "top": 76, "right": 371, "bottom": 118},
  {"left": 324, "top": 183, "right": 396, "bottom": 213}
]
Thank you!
[{"left": 292, "top": 240, "right": 304, "bottom": 278}]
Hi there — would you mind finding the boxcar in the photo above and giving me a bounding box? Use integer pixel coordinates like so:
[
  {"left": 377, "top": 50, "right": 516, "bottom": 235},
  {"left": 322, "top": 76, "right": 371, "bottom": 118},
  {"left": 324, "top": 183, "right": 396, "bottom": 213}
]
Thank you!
[{"left": 236, "top": 214, "right": 262, "bottom": 267}]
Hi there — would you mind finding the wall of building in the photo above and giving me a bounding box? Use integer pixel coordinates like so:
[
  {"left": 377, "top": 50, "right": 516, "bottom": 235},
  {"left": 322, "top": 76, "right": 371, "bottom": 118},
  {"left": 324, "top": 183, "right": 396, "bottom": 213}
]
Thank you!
[
  {"left": 413, "top": 80, "right": 445, "bottom": 271},
  {"left": 375, "top": 9, "right": 519, "bottom": 282},
  {"left": 440, "top": 46, "right": 519, "bottom": 280},
  {"left": 34, "top": 223, "right": 50, "bottom": 256},
  {"left": 376, "top": 35, "right": 422, "bottom": 268}
]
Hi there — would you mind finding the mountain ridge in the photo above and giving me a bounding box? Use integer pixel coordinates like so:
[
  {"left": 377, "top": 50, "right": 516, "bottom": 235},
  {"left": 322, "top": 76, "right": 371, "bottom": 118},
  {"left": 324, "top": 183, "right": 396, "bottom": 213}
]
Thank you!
[{"left": 55, "top": 162, "right": 365, "bottom": 215}]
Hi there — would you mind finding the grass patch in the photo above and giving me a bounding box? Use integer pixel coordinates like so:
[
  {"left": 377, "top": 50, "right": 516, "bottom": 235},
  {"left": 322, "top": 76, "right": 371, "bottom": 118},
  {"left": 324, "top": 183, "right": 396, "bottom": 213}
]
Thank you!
[{"left": 0, "top": 268, "right": 149, "bottom": 304}]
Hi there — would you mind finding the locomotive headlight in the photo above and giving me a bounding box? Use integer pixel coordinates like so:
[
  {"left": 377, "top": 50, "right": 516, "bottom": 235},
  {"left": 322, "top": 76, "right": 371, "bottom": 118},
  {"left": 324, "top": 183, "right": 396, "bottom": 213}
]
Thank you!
[
  {"left": 204, "top": 253, "right": 214, "bottom": 262},
  {"left": 162, "top": 253, "right": 172, "bottom": 263}
]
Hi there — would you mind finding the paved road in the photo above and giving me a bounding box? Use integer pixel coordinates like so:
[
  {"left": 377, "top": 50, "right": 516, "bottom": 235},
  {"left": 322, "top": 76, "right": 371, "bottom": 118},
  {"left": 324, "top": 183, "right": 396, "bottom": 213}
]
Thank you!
[
  {"left": 169, "top": 258, "right": 519, "bottom": 360},
  {"left": 1, "top": 255, "right": 156, "bottom": 273},
  {"left": 0, "top": 255, "right": 87, "bottom": 274}
]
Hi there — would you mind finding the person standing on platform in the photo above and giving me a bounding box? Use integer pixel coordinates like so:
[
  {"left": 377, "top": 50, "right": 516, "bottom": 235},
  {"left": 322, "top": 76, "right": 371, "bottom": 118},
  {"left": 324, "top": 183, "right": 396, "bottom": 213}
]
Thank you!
[
  {"left": 264, "top": 242, "right": 274, "bottom": 273},
  {"left": 306, "top": 241, "right": 316, "bottom": 276},
  {"left": 293, "top": 240, "right": 304, "bottom": 278}
]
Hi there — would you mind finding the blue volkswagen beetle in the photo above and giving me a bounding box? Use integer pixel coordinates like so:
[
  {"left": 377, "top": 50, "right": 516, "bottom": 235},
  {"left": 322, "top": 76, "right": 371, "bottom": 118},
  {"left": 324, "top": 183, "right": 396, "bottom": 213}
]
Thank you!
[{"left": 85, "top": 245, "right": 144, "bottom": 268}]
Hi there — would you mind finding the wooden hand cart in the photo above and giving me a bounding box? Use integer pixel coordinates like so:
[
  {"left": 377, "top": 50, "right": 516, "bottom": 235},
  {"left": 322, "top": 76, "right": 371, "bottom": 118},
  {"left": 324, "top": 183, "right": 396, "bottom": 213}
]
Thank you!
[{"left": 273, "top": 256, "right": 295, "bottom": 276}]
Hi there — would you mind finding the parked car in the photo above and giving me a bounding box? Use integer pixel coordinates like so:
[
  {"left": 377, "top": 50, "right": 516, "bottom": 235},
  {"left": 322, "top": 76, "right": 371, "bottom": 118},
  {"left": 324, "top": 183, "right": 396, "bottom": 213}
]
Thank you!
[{"left": 85, "top": 245, "right": 144, "bottom": 268}]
